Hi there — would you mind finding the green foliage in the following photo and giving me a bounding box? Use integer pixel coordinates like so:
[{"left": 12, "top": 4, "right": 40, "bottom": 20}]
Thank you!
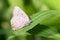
[{"left": 1, "top": 0, "right": 60, "bottom": 40}]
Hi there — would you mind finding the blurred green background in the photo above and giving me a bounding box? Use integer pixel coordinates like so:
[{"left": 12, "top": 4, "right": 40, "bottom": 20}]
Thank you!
[{"left": 1, "top": 0, "right": 60, "bottom": 40}]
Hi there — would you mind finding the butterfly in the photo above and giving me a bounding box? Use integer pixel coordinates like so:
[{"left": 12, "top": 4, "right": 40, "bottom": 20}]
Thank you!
[{"left": 11, "top": 6, "right": 31, "bottom": 30}]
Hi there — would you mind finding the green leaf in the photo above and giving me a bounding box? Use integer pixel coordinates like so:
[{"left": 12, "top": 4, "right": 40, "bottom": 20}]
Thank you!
[
  {"left": 13, "top": 10, "right": 60, "bottom": 36},
  {"left": 49, "top": 34, "right": 60, "bottom": 40},
  {"left": 37, "top": 28, "right": 57, "bottom": 37}
]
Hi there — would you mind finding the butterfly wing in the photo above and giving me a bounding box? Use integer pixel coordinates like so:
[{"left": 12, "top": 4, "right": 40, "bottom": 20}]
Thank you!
[
  {"left": 11, "top": 6, "right": 30, "bottom": 30},
  {"left": 13, "top": 6, "right": 30, "bottom": 22}
]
